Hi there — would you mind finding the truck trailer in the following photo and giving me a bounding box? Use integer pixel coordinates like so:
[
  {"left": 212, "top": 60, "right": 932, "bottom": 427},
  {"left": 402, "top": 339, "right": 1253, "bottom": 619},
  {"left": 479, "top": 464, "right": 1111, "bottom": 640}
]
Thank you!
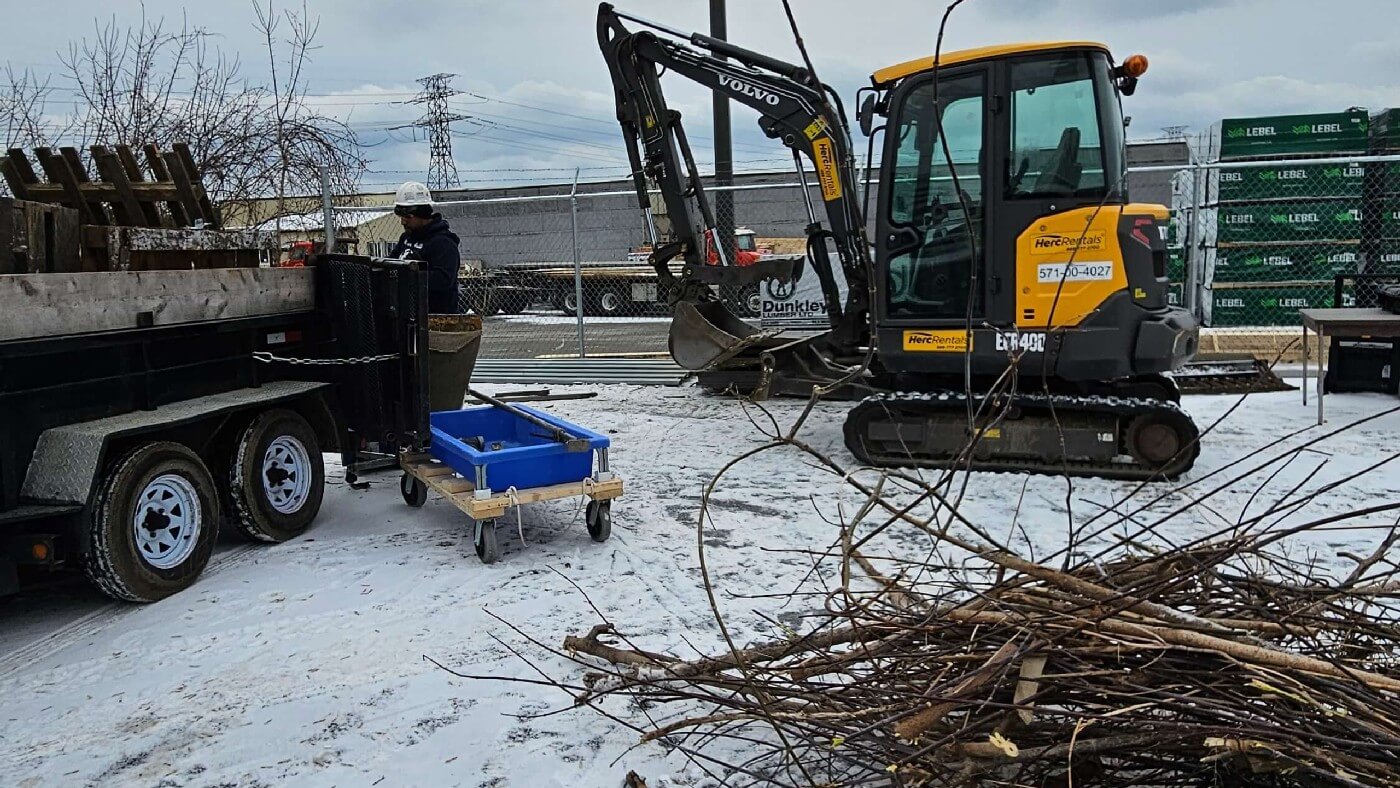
[{"left": 1, "top": 144, "right": 428, "bottom": 602}]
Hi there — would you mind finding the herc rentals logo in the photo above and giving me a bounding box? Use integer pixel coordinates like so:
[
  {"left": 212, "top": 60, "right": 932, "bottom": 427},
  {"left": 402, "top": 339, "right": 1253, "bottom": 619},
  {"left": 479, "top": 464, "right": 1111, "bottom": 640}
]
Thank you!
[
  {"left": 1030, "top": 231, "right": 1106, "bottom": 256},
  {"left": 812, "top": 138, "right": 842, "bottom": 202},
  {"left": 903, "top": 330, "right": 970, "bottom": 353}
]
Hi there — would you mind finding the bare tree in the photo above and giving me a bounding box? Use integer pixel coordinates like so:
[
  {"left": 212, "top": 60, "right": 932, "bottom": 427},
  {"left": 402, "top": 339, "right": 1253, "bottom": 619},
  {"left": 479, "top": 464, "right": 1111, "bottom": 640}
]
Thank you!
[
  {"left": 253, "top": 0, "right": 359, "bottom": 226},
  {"left": 0, "top": 65, "right": 70, "bottom": 149},
  {"left": 2, "top": 2, "right": 364, "bottom": 220}
]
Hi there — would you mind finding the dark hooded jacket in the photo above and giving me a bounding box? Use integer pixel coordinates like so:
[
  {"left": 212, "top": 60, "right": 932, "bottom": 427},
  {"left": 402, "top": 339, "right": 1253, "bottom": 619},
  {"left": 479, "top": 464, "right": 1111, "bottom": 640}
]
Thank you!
[{"left": 391, "top": 214, "right": 462, "bottom": 314}]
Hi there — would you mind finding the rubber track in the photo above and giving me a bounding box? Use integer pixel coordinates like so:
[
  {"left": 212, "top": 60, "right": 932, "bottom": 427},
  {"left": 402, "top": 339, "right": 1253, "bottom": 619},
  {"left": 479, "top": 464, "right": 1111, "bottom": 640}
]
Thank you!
[{"left": 844, "top": 390, "right": 1201, "bottom": 481}]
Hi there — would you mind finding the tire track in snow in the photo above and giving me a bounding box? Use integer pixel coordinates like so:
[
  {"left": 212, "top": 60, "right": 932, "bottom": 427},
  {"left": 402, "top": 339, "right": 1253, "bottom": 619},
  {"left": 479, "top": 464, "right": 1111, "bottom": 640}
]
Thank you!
[{"left": 0, "top": 543, "right": 261, "bottom": 678}]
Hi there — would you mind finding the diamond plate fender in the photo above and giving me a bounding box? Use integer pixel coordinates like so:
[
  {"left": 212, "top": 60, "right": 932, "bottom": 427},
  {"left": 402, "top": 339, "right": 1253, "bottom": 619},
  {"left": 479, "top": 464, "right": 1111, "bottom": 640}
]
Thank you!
[{"left": 22, "top": 381, "right": 331, "bottom": 505}]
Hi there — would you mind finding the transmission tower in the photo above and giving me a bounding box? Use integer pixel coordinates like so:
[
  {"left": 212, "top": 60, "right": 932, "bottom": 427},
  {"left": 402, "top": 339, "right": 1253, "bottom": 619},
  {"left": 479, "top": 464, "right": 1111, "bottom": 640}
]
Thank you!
[
  {"left": 409, "top": 73, "right": 468, "bottom": 190},
  {"left": 1161, "top": 125, "right": 1189, "bottom": 141}
]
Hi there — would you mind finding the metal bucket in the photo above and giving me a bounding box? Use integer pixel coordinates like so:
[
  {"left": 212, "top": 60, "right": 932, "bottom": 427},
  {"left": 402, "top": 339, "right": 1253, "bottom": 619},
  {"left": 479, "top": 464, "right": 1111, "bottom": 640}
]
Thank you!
[
  {"left": 668, "top": 300, "right": 780, "bottom": 371},
  {"left": 427, "top": 313, "right": 483, "bottom": 411}
]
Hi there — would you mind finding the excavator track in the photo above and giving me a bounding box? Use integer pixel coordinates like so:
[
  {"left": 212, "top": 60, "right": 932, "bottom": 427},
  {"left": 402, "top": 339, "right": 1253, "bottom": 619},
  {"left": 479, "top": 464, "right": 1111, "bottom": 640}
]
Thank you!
[{"left": 844, "top": 391, "right": 1200, "bottom": 481}]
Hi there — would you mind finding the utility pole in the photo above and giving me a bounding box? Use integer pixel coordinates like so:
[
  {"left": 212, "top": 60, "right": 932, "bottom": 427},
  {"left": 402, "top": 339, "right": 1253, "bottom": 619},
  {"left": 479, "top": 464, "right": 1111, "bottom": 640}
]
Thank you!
[
  {"left": 711, "top": 0, "right": 735, "bottom": 268},
  {"left": 409, "top": 73, "right": 468, "bottom": 190}
]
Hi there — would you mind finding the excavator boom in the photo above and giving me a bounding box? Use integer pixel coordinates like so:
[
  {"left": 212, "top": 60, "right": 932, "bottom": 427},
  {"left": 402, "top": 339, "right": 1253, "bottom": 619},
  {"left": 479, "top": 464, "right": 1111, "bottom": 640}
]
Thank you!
[{"left": 596, "top": 3, "right": 872, "bottom": 370}]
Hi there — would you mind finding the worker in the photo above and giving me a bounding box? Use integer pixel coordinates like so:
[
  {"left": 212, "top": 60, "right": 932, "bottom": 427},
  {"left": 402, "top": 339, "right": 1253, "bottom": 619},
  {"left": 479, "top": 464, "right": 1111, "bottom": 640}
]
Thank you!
[{"left": 390, "top": 181, "right": 463, "bottom": 313}]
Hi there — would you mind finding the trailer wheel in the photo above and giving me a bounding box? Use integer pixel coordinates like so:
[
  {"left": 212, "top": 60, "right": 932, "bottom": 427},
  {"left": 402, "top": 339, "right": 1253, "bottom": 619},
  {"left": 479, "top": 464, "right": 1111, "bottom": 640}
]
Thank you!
[
  {"left": 228, "top": 409, "right": 325, "bottom": 543},
  {"left": 499, "top": 290, "right": 531, "bottom": 315},
  {"left": 83, "top": 442, "right": 220, "bottom": 602},
  {"left": 595, "top": 285, "right": 628, "bottom": 317},
  {"left": 721, "top": 285, "right": 761, "bottom": 318},
  {"left": 561, "top": 289, "right": 583, "bottom": 316},
  {"left": 739, "top": 285, "right": 762, "bottom": 318}
]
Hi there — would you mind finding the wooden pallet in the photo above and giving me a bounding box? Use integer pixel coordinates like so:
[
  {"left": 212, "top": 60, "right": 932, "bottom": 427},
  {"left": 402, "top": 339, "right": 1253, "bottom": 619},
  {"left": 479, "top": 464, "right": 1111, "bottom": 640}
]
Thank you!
[
  {"left": 0, "top": 142, "right": 278, "bottom": 273},
  {"left": 400, "top": 452, "right": 624, "bottom": 521},
  {"left": 1, "top": 142, "right": 219, "bottom": 229}
]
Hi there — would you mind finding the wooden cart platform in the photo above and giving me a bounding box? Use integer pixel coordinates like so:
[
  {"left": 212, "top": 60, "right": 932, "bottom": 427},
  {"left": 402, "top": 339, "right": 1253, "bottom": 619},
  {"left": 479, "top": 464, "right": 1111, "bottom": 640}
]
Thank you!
[{"left": 398, "top": 451, "right": 623, "bottom": 562}]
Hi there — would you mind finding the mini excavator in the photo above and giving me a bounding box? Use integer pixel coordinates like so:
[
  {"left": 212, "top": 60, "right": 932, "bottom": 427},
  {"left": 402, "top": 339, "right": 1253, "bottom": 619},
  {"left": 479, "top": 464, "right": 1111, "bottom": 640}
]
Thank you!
[{"left": 596, "top": 3, "right": 1202, "bottom": 480}]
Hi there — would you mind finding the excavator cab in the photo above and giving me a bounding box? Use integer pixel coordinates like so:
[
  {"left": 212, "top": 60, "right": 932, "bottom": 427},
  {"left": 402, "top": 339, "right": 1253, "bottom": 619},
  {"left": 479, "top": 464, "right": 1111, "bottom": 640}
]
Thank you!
[{"left": 867, "top": 43, "right": 1195, "bottom": 385}]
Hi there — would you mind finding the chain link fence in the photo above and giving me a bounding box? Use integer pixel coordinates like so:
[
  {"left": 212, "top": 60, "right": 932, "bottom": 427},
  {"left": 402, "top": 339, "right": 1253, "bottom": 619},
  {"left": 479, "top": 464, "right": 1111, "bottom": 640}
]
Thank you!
[
  {"left": 1167, "top": 153, "right": 1400, "bottom": 349},
  {"left": 331, "top": 153, "right": 1400, "bottom": 363},
  {"left": 431, "top": 180, "right": 832, "bottom": 360}
]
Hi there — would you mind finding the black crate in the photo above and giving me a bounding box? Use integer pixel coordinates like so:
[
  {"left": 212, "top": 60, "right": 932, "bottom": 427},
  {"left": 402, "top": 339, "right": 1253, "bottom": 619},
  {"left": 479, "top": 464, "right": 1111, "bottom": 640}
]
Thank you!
[{"left": 1324, "top": 337, "right": 1400, "bottom": 395}]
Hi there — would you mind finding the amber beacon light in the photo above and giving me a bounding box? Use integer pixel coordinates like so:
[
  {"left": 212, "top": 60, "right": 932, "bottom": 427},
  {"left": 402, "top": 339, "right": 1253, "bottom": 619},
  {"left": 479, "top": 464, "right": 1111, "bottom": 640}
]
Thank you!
[{"left": 1122, "top": 54, "right": 1149, "bottom": 77}]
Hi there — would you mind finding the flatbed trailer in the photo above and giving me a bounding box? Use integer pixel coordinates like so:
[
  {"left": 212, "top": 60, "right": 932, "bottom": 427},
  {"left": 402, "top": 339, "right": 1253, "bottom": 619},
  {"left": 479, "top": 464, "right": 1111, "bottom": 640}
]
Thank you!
[{"left": 462, "top": 261, "right": 763, "bottom": 318}]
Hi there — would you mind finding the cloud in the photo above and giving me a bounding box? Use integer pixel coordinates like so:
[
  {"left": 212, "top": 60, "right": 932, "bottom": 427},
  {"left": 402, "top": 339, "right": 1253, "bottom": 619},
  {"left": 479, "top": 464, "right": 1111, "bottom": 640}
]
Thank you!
[
  {"left": 1353, "top": 40, "right": 1400, "bottom": 73},
  {"left": 7, "top": 0, "right": 1398, "bottom": 190},
  {"left": 980, "top": 0, "right": 1241, "bottom": 19}
]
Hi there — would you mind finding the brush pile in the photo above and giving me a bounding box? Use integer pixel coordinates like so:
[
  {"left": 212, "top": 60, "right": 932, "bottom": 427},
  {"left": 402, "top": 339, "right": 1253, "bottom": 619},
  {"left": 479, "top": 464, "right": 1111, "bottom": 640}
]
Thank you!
[{"left": 559, "top": 459, "right": 1400, "bottom": 786}]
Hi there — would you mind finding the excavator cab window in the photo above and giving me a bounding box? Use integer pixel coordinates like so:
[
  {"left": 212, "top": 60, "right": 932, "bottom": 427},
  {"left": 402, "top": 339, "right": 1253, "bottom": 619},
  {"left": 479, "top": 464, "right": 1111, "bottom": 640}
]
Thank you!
[
  {"left": 885, "top": 70, "right": 985, "bottom": 320},
  {"left": 1007, "top": 51, "right": 1126, "bottom": 199}
]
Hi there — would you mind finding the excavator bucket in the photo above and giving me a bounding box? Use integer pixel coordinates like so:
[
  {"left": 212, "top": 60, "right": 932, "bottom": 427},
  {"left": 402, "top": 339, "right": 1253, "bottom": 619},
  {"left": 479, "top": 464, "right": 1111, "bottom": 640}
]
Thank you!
[
  {"left": 1170, "top": 353, "right": 1294, "bottom": 395},
  {"left": 668, "top": 300, "right": 777, "bottom": 371}
]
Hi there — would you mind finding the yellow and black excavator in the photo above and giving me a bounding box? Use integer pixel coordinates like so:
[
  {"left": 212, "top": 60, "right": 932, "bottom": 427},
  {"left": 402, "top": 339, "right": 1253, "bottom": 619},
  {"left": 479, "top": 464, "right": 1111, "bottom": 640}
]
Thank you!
[{"left": 596, "top": 4, "right": 1202, "bottom": 480}]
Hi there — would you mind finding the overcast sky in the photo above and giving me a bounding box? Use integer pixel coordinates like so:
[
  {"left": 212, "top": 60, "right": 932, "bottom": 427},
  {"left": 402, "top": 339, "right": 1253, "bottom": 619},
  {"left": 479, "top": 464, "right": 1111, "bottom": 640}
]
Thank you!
[{"left": 5, "top": 0, "right": 1399, "bottom": 191}]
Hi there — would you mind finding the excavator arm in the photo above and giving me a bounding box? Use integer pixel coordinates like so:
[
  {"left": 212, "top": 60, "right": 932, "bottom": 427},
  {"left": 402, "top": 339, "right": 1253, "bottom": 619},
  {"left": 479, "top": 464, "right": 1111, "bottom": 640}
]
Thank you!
[{"left": 596, "top": 3, "right": 872, "bottom": 368}]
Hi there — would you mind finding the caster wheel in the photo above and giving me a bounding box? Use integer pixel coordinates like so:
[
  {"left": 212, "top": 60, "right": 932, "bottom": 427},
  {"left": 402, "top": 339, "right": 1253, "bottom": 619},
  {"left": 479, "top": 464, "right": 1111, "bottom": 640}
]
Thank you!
[
  {"left": 585, "top": 500, "right": 612, "bottom": 542},
  {"left": 474, "top": 519, "right": 500, "bottom": 563},
  {"left": 400, "top": 473, "right": 427, "bottom": 508}
]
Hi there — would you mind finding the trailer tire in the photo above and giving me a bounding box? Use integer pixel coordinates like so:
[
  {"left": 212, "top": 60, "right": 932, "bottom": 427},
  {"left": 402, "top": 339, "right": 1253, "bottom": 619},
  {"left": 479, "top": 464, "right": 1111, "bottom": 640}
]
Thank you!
[
  {"left": 227, "top": 408, "right": 325, "bottom": 543},
  {"left": 737, "top": 285, "right": 761, "bottom": 318},
  {"left": 561, "top": 289, "right": 583, "bottom": 316},
  {"left": 498, "top": 290, "right": 531, "bottom": 315},
  {"left": 594, "top": 285, "right": 628, "bottom": 317},
  {"left": 83, "top": 442, "right": 221, "bottom": 602}
]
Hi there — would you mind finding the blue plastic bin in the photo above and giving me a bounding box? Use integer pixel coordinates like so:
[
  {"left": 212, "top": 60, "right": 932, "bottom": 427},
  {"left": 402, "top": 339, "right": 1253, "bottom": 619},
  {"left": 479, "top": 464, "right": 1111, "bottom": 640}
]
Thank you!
[{"left": 429, "top": 404, "right": 610, "bottom": 493}]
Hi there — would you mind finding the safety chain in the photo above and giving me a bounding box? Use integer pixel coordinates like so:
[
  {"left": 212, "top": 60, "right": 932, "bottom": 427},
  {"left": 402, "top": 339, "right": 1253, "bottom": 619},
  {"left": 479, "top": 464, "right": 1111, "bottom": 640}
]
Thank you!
[{"left": 253, "top": 351, "right": 400, "bottom": 366}]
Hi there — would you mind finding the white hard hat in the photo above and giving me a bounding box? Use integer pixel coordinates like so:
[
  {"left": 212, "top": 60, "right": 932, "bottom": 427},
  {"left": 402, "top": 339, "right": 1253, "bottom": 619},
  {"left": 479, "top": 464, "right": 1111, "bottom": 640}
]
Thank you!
[{"left": 394, "top": 181, "right": 433, "bottom": 207}]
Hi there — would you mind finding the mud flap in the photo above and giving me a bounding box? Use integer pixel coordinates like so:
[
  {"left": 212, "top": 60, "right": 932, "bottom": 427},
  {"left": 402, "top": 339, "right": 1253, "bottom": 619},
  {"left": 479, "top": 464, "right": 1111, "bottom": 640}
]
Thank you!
[{"left": 668, "top": 301, "right": 780, "bottom": 371}]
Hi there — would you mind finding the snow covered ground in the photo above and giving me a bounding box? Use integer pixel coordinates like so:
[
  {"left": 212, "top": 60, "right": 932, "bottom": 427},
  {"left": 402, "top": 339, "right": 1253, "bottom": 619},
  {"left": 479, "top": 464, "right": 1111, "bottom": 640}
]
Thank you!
[{"left": 2, "top": 383, "right": 1397, "bottom": 787}]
